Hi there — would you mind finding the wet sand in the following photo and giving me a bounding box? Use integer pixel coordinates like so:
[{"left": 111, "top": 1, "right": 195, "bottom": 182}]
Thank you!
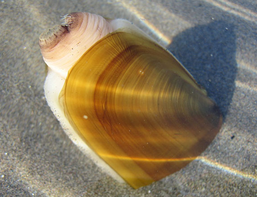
[{"left": 0, "top": 0, "right": 256, "bottom": 196}]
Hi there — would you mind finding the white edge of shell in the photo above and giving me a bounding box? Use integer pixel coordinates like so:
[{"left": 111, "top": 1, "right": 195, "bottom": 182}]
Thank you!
[{"left": 44, "top": 69, "right": 124, "bottom": 183}]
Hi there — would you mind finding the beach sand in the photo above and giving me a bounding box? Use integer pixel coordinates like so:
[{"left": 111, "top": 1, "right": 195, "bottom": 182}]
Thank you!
[{"left": 0, "top": 0, "right": 256, "bottom": 196}]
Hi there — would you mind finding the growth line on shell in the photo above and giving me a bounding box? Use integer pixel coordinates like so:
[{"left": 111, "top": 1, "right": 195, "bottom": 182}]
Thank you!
[{"left": 99, "top": 153, "right": 195, "bottom": 162}]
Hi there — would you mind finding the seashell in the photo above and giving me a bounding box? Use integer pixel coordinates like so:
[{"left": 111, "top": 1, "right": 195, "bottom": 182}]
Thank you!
[{"left": 39, "top": 12, "right": 222, "bottom": 189}]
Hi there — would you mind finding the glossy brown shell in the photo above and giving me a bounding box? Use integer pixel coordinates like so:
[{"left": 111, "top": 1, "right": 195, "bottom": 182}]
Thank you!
[{"left": 61, "top": 29, "right": 222, "bottom": 188}]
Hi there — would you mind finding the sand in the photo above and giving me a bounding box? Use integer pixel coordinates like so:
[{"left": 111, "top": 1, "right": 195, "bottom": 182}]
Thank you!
[{"left": 0, "top": 0, "right": 256, "bottom": 196}]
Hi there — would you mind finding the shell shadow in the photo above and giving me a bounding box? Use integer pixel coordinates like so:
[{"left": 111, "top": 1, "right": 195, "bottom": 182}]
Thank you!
[{"left": 167, "top": 20, "right": 237, "bottom": 118}]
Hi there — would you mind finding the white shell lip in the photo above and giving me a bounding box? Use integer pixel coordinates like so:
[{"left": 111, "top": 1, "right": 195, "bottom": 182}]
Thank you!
[{"left": 44, "top": 68, "right": 124, "bottom": 183}]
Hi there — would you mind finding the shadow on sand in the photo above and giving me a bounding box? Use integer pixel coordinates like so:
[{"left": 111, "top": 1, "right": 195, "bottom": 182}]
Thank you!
[{"left": 167, "top": 20, "right": 237, "bottom": 118}]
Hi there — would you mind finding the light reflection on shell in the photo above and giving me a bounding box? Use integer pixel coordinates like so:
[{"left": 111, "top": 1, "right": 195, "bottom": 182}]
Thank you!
[{"left": 39, "top": 12, "right": 222, "bottom": 189}]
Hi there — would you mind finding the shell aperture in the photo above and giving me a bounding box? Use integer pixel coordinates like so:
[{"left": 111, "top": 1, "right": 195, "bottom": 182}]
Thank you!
[{"left": 39, "top": 12, "right": 222, "bottom": 189}]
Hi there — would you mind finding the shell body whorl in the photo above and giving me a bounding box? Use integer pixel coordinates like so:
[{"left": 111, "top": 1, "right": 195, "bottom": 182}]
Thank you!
[{"left": 40, "top": 12, "right": 222, "bottom": 189}]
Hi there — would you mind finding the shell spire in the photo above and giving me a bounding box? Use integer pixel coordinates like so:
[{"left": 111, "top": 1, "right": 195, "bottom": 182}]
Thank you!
[{"left": 39, "top": 12, "right": 113, "bottom": 78}]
